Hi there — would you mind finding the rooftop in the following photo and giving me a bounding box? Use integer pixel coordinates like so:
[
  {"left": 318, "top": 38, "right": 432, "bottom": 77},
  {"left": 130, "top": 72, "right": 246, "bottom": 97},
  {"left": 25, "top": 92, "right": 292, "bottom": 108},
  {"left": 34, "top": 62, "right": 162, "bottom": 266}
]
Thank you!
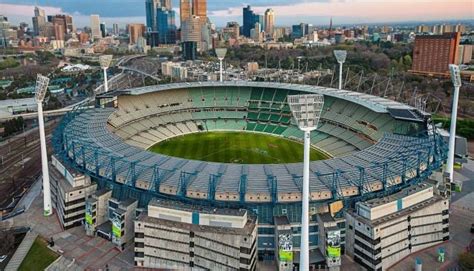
[
  {"left": 137, "top": 211, "right": 256, "bottom": 236},
  {"left": 149, "top": 198, "right": 247, "bottom": 217}
]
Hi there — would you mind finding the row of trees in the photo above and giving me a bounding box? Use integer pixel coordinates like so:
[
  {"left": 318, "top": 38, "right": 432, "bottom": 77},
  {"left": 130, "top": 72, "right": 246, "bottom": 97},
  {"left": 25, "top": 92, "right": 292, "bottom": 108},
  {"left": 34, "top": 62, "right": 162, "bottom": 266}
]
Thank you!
[{"left": 2, "top": 117, "right": 25, "bottom": 137}]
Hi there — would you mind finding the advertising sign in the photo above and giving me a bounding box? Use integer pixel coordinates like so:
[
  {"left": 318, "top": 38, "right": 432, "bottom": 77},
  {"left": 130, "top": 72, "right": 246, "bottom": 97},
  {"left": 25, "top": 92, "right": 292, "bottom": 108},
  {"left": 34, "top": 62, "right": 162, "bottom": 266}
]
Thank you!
[
  {"left": 327, "top": 230, "right": 341, "bottom": 258},
  {"left": 278, "top": 233, "right": 293, "bottom": 262}
]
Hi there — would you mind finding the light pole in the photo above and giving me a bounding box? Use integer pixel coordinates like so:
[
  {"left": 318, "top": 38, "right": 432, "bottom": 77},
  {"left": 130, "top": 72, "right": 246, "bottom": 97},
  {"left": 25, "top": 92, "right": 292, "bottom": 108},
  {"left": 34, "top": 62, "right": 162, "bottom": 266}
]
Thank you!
[
  {"left": 215, "top": 48, "right": 227, "bottom": 82},
  {"left": 99, "top": 55, "right": 113, "bottom": 93},
  {"left": 35, "top": 74, "right": 52, "bottom": 216},
  {"left": 288, "top": 94, "right": 324, "bottom": 271},
  {"left": 446, "top": 64, "right": 461, "bottom": 182},
  {"left": 333, "top": 50, "right": 347, "bottom": 90}
]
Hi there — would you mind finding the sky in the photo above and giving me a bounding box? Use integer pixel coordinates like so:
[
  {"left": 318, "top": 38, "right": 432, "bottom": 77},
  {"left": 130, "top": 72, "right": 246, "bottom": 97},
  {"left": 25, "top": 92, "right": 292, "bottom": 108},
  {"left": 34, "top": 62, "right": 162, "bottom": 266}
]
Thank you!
[{"left": 0, "top": 0, "right": 472, "bottom": 28}]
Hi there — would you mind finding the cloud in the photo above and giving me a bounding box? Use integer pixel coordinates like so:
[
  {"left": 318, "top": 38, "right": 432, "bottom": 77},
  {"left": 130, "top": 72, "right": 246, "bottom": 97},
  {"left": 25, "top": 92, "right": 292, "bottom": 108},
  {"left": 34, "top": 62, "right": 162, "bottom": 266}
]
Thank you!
[
  {"left": 209, "top": 0, "right": 474, "bottom": 24},
  {"left": 0, "top": 3, "right": 63, "bottom": 16}
]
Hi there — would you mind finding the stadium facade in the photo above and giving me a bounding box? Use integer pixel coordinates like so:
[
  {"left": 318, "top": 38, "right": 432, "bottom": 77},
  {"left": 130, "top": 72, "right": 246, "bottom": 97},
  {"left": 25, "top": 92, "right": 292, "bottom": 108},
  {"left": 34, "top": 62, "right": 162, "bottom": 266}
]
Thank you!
[{"left": 52, "top": 81, "right": 447, "bottom": 267}]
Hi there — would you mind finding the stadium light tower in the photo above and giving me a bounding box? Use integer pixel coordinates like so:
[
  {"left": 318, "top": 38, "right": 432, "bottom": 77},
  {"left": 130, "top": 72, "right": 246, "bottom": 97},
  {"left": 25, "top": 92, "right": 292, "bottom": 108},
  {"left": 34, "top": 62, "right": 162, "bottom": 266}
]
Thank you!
[
  {"left": 99, "top": 55, "right": 113, "bottom": 93},
  {"left": 35, "top": 74, "right": 52, "bottom": 216},
  {"left": 333, "top": 50, "right": 347, "bottom": 90},
  {"left": 288, "top": 94, "right": 324, "bottom": 271},
  {"left": 215, "top": 48, "right": 227, "bottom": 82},
  {"left": 446, "top": 64, "right": 461, "bottom": 182}
]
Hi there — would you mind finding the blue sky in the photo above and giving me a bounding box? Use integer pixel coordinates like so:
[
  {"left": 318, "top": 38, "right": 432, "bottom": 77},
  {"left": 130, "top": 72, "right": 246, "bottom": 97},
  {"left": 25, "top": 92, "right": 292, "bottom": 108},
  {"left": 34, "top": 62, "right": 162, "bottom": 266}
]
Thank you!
[{"left": 1, "top": 0, "right": 472, "bottom": 28}]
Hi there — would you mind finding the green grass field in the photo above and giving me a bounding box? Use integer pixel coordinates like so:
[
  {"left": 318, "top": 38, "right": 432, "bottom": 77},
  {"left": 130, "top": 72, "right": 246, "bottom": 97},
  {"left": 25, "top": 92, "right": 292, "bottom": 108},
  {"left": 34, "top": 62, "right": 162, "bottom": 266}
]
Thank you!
[
  {"left": 19, "top": 237, "right": 59, "bottom": 271},
  {"left": 148, "top": 132, "right": 329, "bottom": 164}
]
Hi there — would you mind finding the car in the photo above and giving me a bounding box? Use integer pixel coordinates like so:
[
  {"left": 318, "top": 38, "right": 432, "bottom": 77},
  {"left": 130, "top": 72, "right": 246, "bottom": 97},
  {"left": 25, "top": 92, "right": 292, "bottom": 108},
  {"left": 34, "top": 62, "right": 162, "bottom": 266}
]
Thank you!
[
  {"left": 471, "top": 224, "right": 474, "bottom": 233},
  {"left": 0, "top": 255, "right": 7, "bottom": 262}
]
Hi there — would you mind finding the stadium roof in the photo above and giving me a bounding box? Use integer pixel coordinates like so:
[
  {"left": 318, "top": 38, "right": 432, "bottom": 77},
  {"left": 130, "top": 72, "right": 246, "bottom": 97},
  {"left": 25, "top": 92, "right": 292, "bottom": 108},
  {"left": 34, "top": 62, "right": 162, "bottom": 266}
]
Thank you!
[{"left": 119, "top": 81, "right": 419, "bottom": 115}]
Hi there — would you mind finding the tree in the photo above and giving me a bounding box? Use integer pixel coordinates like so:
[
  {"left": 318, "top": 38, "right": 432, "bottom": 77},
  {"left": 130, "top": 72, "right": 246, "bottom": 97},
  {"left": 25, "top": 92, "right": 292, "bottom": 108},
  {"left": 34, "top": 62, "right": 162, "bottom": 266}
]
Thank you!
[{"left": 0, "top": 230, "right": 15, "bottom": 255}]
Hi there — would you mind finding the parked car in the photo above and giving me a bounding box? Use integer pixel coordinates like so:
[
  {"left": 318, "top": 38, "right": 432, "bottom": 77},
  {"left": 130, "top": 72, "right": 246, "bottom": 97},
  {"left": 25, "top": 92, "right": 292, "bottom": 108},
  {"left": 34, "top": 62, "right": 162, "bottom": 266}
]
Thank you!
[{"left": 0, "top": 255, "right": 7, "bottom": 262}]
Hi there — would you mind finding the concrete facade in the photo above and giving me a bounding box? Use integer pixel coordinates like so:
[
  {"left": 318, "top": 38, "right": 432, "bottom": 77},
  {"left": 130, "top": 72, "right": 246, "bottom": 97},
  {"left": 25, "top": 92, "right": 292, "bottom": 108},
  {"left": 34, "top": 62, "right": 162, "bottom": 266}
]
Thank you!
[
  {"left": 84, "top": 189, "right": 112, "bottom": 236},
  {"left": 50, "top": 155, "right": 97, "bottom": 229},
  {"left": 134, "top": 199, "right": 257, "bottom": 270},
  {"left": 345, "top": 183, "right": 449, "bottom": 271}
]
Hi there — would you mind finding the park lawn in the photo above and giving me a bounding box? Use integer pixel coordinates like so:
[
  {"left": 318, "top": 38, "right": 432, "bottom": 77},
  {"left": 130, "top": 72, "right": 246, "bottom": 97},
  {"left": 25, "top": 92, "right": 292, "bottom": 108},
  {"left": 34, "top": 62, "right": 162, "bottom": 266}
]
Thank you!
[
  {"left": 18, "top": 237, "right": 59, "bottom": 271},
  {"left": 148, "top": 131, "right": 329, "bottom": 164}
]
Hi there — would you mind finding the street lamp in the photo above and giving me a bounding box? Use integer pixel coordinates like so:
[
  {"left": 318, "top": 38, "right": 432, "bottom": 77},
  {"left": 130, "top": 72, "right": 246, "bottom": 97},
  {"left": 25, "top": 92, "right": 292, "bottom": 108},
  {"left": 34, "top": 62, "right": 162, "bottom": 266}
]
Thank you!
[
  {"left": 215, "top": 48, "right": 227, "bottom": 82},
  {"left": 333, "top": 50, "right": 347, "bottom": 90},
  {"left": 446, "top": 64, "right": 461, "bottom": 182},
  {"left": 35, "top": 74, "right": 52, "bottom": 216},
  {"left": 288, "top": 94, "right": 324, "bottom": 271},
  {"left": 99, "top": 55, "right": 113, "bottom": 92}
]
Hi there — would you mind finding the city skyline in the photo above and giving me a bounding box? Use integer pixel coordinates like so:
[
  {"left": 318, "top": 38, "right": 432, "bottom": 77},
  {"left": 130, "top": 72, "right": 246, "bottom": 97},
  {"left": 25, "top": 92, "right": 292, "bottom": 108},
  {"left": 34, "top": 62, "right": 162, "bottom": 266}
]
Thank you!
[{"left": 1, "top": 0, "right": 473, "bottom": 28}]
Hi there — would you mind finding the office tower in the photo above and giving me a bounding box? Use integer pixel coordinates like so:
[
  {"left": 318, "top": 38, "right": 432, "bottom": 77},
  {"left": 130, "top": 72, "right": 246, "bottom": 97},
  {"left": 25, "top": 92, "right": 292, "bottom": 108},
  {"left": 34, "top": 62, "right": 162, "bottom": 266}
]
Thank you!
[
  {"left": 416, "top": 24, "right": 430, "bottom": 33},
  {"left": 146, "top": 0, "right": 171, "bottom": 31},
  {"left": 264, "top": 9, "right": 275, "bottom": 35},
  {"left": 192, "top": 0, "right": 207, "bottom": 23},
  {"left": 243, "top": 5, "right": 255, "bottom": 37},
  {"left": 180, "top": 0, "right": 191, "bottom": 26},
  {"left": 32, "top": 6, "right": 46, "bottom": 36},
  {"left": 222, "top": 21, "right": 240, "bottom": 40},
  {"left": 129, "top": 23, "right": 146, "bottom": 44},
  {"left": 157, "top": 7, "right": 176, "bottom": 44},
  {"left": 181, "top": 15, "right": 201, "bottom": 43},
  {"left": 90, "top": 14, "right": 101, "bottom": 40},
  {"left": 113, "top": 23, "right": 119, "bottom": 35},
  {"left": 292, "top": 23, "right": 308, "bottom": 38},
  {"left": 100, "top": 22, "right": 107, "bottom": 37},
  {"left": 411, "top": 32, "right": 461, "bottom": 76},
  {"left": 53, "top": 21, "right": 65, "bottom": 40}
]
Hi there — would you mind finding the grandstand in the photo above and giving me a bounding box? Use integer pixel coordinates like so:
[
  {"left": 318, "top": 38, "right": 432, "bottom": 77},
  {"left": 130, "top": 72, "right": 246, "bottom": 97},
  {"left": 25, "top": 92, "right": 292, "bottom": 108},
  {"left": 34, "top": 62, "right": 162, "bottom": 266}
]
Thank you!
[{"left": 53, "top": 81, "right": 446, "bottom": 258}]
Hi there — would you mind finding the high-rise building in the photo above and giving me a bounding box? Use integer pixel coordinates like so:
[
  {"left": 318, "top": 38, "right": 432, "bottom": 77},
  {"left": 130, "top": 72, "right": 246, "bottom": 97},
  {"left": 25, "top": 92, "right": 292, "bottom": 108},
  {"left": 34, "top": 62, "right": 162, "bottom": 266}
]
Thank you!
[
  {"left": 113, "top": 23, "right": 119, "bottom": 35},
  {"left": 32, "top": 6, "right": 46, "bottom": 36},
  {"left": 292, "top": 23, "right": 308, "bottom": 39},
  {"left": 264, "top": 8, "right": 275, "bottom": 35},
  {"left": 90, "top": 14, "right": 101, "bottom": 40},
  {"left": 243, "top": 5, "right": 255, "bottom": 37},
  {"left": 156, "top": 7, "right": 176, "bottom": 44},
  {"left": 53, "top": 21, "right": 65, "bottom": 40},
  {"left": 411, "top": 32, "right": 461, "bottom": 76},
  {"left": 181, "top": 15, "right": 201, "bottom": 43},
  {"left": 222, "top": 21, "right": 240, "bottom": 41},
  {"left": 192, "top": 0, "right": 207, "bottom": 23},
  {"left": 100, "top": 22, "right": 107, "bottom": 37},
  {"left": 180, "top": 0, "right": 191, "bottom": 26},
  {"left": 128, "top": 23, "right": 146, "bottom": 44},
  {"left": 146, "top": 0, "right": 171, "bottom": 31}
]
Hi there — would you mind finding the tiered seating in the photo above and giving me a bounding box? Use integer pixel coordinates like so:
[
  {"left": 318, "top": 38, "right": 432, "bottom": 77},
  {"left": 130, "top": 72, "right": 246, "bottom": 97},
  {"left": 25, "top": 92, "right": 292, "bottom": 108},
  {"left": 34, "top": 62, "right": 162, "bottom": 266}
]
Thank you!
[{"left": 107, "top": 86, "right": 422, "bottom": 159}]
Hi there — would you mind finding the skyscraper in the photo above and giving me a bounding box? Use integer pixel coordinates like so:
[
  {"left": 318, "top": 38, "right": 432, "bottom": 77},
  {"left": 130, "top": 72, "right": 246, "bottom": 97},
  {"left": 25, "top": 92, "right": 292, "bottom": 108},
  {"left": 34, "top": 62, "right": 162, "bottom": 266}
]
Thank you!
[
  {"left": 113, "top": 23, "right": 119, "bottom": 35},
  {"left": 264, "top": 9, "right": 275, "bottom": 35},
  {"left": 242, "top": 5, "right": 255, "bottom": 37},
  {"left": 90, "top": 14, "right": 101, "bottom": 40},
  {"left": 146, "top": 0, "right": 173, "bottom": 31},
  {"left": 157, "top": 7, "right": 176, "bottom": 44},
  {"left": 129, "top": 23, "right": 146, "bottom": 44},
  {"left": 242, "top": 5, "right": 262, "bottom": 38},
  {"left": 180, "top": 0, "right": 191, "bottom": 26},
  {"left": 192, "top": 0, "right": 207, "bottom": 23},
  {"left": 32, "top": 6, "right": 46, "bottom": 36},
  {"left": 100, "top": 22, "right": 107, "bottom": 37}
]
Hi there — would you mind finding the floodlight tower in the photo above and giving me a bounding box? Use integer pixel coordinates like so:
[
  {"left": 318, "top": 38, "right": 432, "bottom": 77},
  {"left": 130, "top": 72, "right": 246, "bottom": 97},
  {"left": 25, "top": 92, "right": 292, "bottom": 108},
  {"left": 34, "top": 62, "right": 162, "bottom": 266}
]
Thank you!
[
  {"left": 99, "top": 55, "right": 113, "bottom": 93},
  {"left": 333, "top": 50, "right": 347, "bottom": 90},
  {"left": 288, "top": 94, "right": 324, "bottom": 271},
  {"left": 446, "top": 64, "right": 461, "bottom": 182},
  {"left": 215, "top": 48, "right": 227, "bottom": 82},
  {"left": 35, "top": 74, "right": 52, "bottom": 216}
]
